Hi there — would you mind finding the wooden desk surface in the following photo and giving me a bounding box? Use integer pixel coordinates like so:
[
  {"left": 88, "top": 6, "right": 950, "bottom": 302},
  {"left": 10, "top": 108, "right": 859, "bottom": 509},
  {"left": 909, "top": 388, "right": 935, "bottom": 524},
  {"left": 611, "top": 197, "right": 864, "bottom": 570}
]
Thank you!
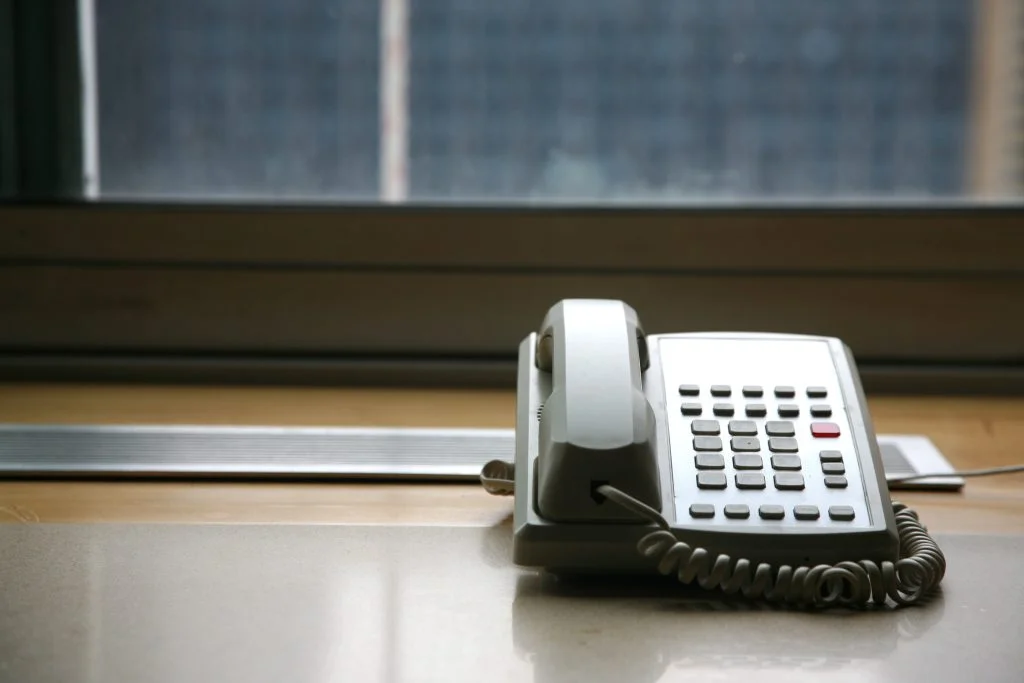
[{"left": 1, "top": 383, "right": 1023, "bottom": 533}]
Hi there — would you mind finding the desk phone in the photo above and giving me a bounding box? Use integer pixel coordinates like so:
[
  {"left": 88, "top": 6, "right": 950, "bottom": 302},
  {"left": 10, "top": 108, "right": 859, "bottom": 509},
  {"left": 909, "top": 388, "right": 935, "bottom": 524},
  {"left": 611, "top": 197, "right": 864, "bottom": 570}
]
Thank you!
[{"left": 501, "top": 299, "right": 945, "bottom": 608}]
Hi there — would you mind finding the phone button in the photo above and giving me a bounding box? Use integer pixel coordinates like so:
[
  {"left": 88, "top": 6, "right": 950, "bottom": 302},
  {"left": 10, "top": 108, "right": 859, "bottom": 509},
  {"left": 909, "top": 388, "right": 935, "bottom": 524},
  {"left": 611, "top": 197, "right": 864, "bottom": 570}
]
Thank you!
[
  {"left": 730, "top": 436, "right": 761, "bottom": 452},
  {"left": 689, "top": 503, "right": 716, "bottom": 519},
  {"left": 691, "top": 420, "right": 721, "bottom": 435},
  {"left": 774, "top": 473, "right": 806, "bottom": 490},
  {"left": 765, "top": 421, "right": 795, "bottom": 436},
  {"left": 774, "top": 386, "right": 796, "bottom": 398},
  {"left": 678, "top": 384, "right": 701, "bottom": 396},
  {"left": 735, "top": 473, "right": 766, "bottom": 489},
  {"left": 824, "top": 475, "right": 849, "bottom": 489},
  {"left": 696, "top": 472, "right": 728, "bottom": 490},
  {"left": 810, "top": 404, "right": 833, "bottom": 417},
  {"left": 710, "top": 385, "right": 732, "bottom": 397},
  {"left": 819, "top": 450, "right": 844, "bottom": 462},
  {"left": 807, "top": 386, "right": 828, "bottom": 398},
  {"left": 724, "top": 504, "right": 750, "bottom": 519},
  {"left": 713, "top": 403, "right": 735, "bottom": 417},
  {"left": 728, "top": 420, "right": 758, "bottom": 436},
  {"left": 694, "top": 453, "right": 725, "bottom": 470},
  {"left": 745, "top": 404, "right": 767, "bottom": 418},
  {"left": 768, "top": 437, "right": 799, "bottom": 453},
  {"left": 822, "top": 462, "right": 846, "bottom": 475},
  {"left": 732, "top": 454, "right": 763, "bottom": 470},
  {"left": 778, "top": 404, "right": 800, "bottom": 418},
  {"left": 681, "top": 403, "right": 703, "bottom": 416},
  {"left": 693, "top": 436, "right": 724, "bottom": 451},
  {"left": 770, "top": 455, "right": 802, "bottom": 471},
  {"left": 794, "top": 505, "right": 821, "bottom": 521},
  {"left": 742, "top": 386, "right": 763, "bottom": 398},
  {"left": 811, "top": 422, "right": 841, "bottom": 438},
  {"left": 759, "top": 504, "right": 785, "bottom": 520},
  {"left": 828, "top": 505, "right": 856, "bottom": 521}
]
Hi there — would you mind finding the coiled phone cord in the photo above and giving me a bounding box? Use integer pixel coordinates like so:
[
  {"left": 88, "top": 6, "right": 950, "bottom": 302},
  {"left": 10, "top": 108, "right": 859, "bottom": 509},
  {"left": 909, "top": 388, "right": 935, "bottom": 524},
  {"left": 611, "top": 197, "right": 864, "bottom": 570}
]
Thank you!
[{"left": 595, "top": 484, "right": 945, "bottom": 609}]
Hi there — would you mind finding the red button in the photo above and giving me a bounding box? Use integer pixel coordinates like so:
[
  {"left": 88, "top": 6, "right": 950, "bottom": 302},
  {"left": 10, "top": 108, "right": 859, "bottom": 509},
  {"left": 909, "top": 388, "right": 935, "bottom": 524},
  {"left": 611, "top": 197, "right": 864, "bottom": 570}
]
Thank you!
[{"left": 811, "top": 422, "right": 841, "bottom": 438}]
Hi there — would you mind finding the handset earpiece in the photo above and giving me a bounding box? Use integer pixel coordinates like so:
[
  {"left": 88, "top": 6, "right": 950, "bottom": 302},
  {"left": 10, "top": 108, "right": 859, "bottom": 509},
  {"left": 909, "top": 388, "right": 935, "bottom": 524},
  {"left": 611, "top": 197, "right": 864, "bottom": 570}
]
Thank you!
[{"left": 533, "top": 299, "right": 661, "bottom": 522}]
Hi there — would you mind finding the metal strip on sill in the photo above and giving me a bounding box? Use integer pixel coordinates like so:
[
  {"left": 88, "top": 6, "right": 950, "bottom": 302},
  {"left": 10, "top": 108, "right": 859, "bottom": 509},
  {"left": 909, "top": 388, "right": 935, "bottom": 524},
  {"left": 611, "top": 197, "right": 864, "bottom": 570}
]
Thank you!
[{"left": 0, "top": 424, "right": 962, "bottom": 490}]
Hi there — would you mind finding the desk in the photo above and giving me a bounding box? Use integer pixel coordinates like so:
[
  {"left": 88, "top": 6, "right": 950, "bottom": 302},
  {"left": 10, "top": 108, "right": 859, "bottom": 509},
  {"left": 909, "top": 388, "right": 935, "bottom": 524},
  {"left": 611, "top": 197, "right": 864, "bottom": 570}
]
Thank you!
[{"left": 1, "top": 383, "right": 1023, "bottom": 531}]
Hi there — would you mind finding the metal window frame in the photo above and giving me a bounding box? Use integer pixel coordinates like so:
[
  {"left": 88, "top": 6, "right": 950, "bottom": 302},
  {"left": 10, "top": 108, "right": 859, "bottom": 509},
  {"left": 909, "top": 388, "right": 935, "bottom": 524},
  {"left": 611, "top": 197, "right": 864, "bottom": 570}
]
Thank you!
[{"left": 1, "top": 202, "right": 1022, "bottom": 392}]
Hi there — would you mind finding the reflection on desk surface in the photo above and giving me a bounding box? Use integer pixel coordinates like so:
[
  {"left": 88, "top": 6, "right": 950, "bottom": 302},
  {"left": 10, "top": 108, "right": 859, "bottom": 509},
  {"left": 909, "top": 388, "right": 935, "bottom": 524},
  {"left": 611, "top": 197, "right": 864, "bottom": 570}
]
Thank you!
[{"left": 1, "top": 524, "right": 1021, "bottom": 683}]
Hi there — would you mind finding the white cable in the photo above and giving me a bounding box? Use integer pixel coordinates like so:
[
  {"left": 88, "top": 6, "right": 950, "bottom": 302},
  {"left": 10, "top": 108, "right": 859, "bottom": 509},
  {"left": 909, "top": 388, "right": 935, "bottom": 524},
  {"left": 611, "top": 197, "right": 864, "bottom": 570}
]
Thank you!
[
  {"left": 480, "top": 459, "right": 516, "bottom": 496},
  {"left": 596, "top": 484, "right": 946, "bottom": 609}
]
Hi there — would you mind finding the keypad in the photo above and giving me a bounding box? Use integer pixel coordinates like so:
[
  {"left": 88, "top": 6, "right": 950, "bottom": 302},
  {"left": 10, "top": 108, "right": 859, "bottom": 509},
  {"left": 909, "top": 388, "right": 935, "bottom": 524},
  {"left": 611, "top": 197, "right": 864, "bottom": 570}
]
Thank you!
[
  {"left": 691, "top": 420, "right": 720, "bottom": 435},
  {"left": 689, "top": 503, "right": 716, "bottom": 519},
  {"left": 693, "top": 436, "right": 723, "bottom": 451},
  {"left": 697, "top": 472, "right": 728, "bottom": 490},
  {"left": 695, "top": 453, "right": 725, "bottom": 470},
  {"left": 674, "top": 383, "right": 860, "bottom": 521},
  {"left": 765, "top": 421, "right": 795, "bottom": 436},
  {"left": 730, "top": 436, "right": 760, "bottom": 452},
  {"left": 732, "top": 454, "right": 763, "bottom": 469},
  {"left": 736, "top": 473, "right": 766, "bottom": 490},
  {"left": 728, "top": 420, "right": 758, "bottom": 436},
  {"left": 745, "top": 404, "right": 767, "bottom": 418},
  {"left": 770, "top": 455, "right": 801, "bottom": 470}
]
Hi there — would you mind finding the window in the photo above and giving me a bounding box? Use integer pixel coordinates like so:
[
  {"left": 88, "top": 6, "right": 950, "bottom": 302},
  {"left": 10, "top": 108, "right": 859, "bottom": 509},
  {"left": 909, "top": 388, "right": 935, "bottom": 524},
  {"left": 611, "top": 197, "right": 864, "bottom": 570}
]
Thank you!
[{"left": 1, "top": 0, "right": 1022, "bottom": 391}]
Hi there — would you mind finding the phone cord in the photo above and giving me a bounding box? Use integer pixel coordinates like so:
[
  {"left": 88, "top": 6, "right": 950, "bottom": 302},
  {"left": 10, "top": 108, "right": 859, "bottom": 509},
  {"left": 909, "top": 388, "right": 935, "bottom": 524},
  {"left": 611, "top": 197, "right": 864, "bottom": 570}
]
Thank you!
[{"left": 596, "top": 484, "right": 945, "bottom": 609}]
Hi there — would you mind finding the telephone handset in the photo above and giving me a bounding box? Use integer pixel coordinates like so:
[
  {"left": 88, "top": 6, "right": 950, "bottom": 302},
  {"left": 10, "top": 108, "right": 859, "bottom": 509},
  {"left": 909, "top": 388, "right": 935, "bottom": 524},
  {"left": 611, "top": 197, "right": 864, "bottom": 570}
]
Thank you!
[{"left": 508, "top": 299, "right": 945, "bottom": 608}]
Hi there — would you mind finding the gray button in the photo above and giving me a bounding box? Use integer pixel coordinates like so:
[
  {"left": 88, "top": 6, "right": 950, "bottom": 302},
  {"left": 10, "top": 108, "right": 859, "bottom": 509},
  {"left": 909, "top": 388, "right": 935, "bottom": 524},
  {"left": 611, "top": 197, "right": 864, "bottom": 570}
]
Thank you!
[
  {"left": 730, "top": 436, "right": 761, "bottom": 452},
  {"left": 691, "top": 420, "right": 721, "bottom": 435},
  {"left": 810, "top": 404, "right": 832, "bottom": 417},
  {"left": 759, "top": 504, "right": 785, "bottom": 520},
  {"left": 697, "top": 472, "right": 728, "bottom": 490},
  {"left": 765, "top": 421, "right": 795, "bottom": 436},
  {"left": 728, "top": 420, "right": 758, "bottom": 436},
  {"left": 710, "top": 385, "right": 731, "bottom": 397},
  {"left": 724, "top": 504, "right": 750, "bottom": 519},
  {"left": 794, "top": 505, "right": 820, "bottom": 520},
  {"left": 768, "top": 437, "right": 799, "bottom": 453},
  {"left": 778, "top": 404, "right": 800, "bottom": 418},
  {"left": 824, "top": 475, "right": 848, "bottom": 489},
  {"left": 732, "top": 454, "right": 763, "bottom": 470},
  {"left": 774, "top": 472, "right": 805, "bottom": 490},
  {"left": 693, "top": 436, "right": 723, "bottom": 451},
  {"left": 819, "top": 450, "right": 844, "bottom": 463},
  {"left": 678, "top": 384, "right": 700, "bottom": 396},
  {"left": 829, "top": 505, "right": 856, "bottom": 521},
  {"left": 742, "top": 386, "right": 763, "bottom": 398},
  {"left": 681, "top": 403, "right": 702, "bottom": 416},
  {"left": 807, "top": 386, "right": 828, "bottom": 398},
  {"left": 735, "top": 473, "right": 766, "bottom": 490},
  {"left": 689, "top": 503, "right": 716, "bottom": 519},
  {"left": 822, "top": 462, "right": 846, "bottom": 475},
  {"left": 694, "top": 453, "right": 725, "bottom": 470},
  {"left": 770, "top": 455, "right": 802, "bottom": 470},
  {"left": 745, "top": 404, "right": 767, "bottom": 418},
  {"left": 713, "top": 403, "right": 735, "bottom": 417},
  {"left": 774, "top": 386, "right": 796, "bottom": 398}
]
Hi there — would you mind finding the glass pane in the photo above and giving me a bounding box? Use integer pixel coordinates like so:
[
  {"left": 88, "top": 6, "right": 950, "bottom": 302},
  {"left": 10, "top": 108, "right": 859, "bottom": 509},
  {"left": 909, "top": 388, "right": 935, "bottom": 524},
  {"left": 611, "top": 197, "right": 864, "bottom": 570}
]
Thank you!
[{"left": 92, "top": 0, "right": 1020, "bottom": 202}]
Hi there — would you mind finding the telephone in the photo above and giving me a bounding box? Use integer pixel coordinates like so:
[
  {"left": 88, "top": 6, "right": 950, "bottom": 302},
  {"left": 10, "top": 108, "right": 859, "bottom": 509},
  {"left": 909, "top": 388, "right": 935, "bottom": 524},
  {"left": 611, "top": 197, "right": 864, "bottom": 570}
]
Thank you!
[{"left": 490, "top": 299, "right": 946, "bottom": 609}]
